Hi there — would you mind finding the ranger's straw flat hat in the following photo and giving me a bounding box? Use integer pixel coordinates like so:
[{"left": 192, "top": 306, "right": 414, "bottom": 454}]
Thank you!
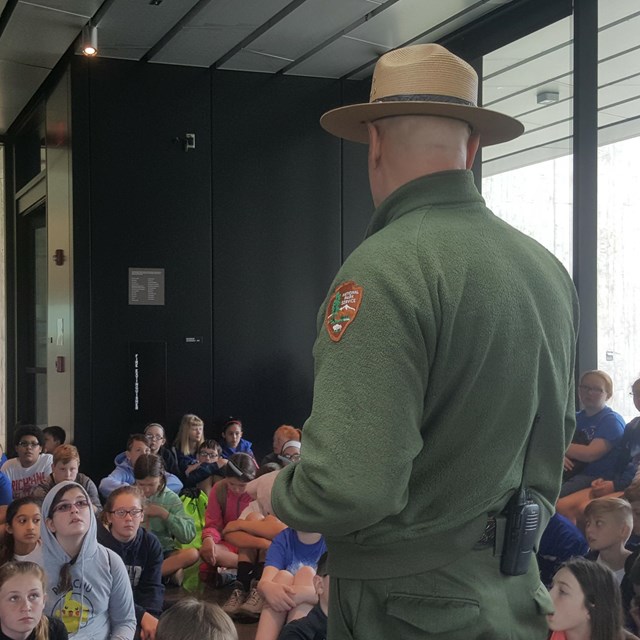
[{"left": 320, "top": 43, "right": 524, "bottom": 146}]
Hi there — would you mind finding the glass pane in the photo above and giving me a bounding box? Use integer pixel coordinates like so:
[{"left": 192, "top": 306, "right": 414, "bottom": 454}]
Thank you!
[
  {"left": 14, "top": 115, "right": 45, "bottom": 192},
  {"left": 597, "top": 0, "right": 640, "bottom": 421},
  {"left": 481, "top": 16, "right": 574, "bottom": 274},
  {"left": 17, "top": 204, "right": 47, "bottom": 425}
]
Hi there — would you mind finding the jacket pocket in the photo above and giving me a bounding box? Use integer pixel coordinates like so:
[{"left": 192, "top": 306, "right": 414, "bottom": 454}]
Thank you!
[{"left": 386, "top": 592, "right": 480, "bottom": 633}]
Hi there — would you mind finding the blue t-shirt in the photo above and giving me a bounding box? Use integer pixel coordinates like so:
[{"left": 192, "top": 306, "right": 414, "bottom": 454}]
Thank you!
[
  {"left": 575, "top": 406, "right": 625, "bottom": 477},
  {"left": 265, "top": 528, "right": 327, "bottom": 575},
  {"left": 0, "top": 471, "right": 11, "bottom": 505}
]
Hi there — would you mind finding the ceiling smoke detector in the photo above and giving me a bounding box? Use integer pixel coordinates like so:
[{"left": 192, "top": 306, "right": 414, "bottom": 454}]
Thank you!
[{"left": 537, "top": 90, "right": 559, "bottom": 105}]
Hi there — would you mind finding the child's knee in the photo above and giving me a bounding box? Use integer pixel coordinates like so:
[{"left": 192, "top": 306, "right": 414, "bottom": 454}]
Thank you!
[
  {"left": 274, "top": 570, "right": 294, "bottom": 584},
  {"left": 293, "top": 565, "right": 316, "bottom": 583},
  {"left": 245, "top": 511, "right": 265, "bottom": 522},
  {"left": 185, "top": 547, "right": 200, "bottom": 563}
]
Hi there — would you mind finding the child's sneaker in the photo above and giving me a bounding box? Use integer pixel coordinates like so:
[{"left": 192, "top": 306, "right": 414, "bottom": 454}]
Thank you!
[
  {"left": 216, "top": 568, "right": 238, "bottom": 588},
  {"left": 222, "top": 582, "right": 247, "bottom": 617},
  {"left": 239, "top": 581, "right": 265, "bottom": 618},
  {"left": 164, "top": 568, "right": 184, "bottom": 587}
]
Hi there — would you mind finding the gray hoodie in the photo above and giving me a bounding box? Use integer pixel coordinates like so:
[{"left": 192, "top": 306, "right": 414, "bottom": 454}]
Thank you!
[{"left": 41, "top": 481, "right": 137, "bottom": 640}]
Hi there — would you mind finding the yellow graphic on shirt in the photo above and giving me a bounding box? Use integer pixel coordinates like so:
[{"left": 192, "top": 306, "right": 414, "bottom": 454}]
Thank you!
[{"left": 55, "top": 591, "right": 90, "bottom": 633}]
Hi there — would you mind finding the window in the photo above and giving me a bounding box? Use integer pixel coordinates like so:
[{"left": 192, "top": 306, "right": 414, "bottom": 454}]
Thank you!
[
  {"left": 481, "top": 16, "right": 574, "bottom": 275},
  {"left": 597, "top": 1, "right": 640, "bottom": 421}
]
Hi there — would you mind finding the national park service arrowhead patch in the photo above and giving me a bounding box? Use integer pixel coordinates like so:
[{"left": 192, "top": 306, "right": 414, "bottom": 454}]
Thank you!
[{"left": 325, "top": 281, "right": 364, "bottom": 342}]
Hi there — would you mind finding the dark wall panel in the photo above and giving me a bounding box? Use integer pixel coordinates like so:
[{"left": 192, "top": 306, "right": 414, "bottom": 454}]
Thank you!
[
  {"left": 211, "top": 71, "right": 342, "bottom": 457},
  {"left": 341, "top": 79, "right": 373, "bottom": 260},
  {"left": 73, "top": 58, "right": 213, "bottom": 479},
  {"left": 71, "top": 57, "right": 373, "bottom": 474}
]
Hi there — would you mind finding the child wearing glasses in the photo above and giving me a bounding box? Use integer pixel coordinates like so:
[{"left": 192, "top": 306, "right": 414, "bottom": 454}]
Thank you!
[
  {"left": 260, "top": 425, "right": 302, "bottom": 467},
  {"left": 558, "top": 378, "right": 640, "bottom": 526},
  {"left": 183, "top": 440, "right": 228, "bottom": 494},
  {"left": 133, "top": 454, "right": 199, "bottom": 585},
  {"left": 41, "top": 481, "right": 136, "bottom": 639},
  {"left": 98, "top": 485, "right": 164, "bottom": 640},
  {"left": 143, "top": 423, "right": 180, "bottom": 477},
  {"left": 33, "top": 445, "right": 101, "bottom": 513},
  {"left": 559, "top": 370, "right": 625, "bottom": 502},
  {"left": 1, "top": 426, "right": 52, "bottom": 500}
]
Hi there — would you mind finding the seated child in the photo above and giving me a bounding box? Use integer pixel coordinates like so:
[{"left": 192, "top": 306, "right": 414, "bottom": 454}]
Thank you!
[
  {"left": 277, "top": 441, "right": 301, "bottom": 467},
  {"left": 627, "top": 556, "right": 640, "bottom": 634},
  {"left": 144, "top": 422, "right": 180, "bottom": 477},
  {"left": 173, "top": 414, "right": 206, "bottom": 479},
  {"left": 547, "top": 557, "right": 636, "bottom": 640},
  {"left": 33, "top": 445, "right": 101, "bottom": 512},
  {"left": 255, "top": 528, "right": 327, "bottom": 640},
  {"left": 220, "top": 418, "right": 256, "bottom": 461},
  {"left": 0, "top": 497, "right": 43, "bottom": 565},
  {"left": 621, "top": 482, "right": 640, "bottom": 630},
  {"left": 221, "top": 477, "right": 287, "bottom": 618},
  {"left": 584, "top": 496, "right": 633, "bottom": 584},
  {"left": 98, "top": 485, "right": 163, "bottom": 640},
  {"left": 278, "top": 551, "right": 329, "bottom": 640},
  {"left": 43, "top": 426, "right": 67, "bottom": 454},
  {"left": 261, "top": 425, "right": 302, "bottom": 467},
  {"left": 99, "top": 434, "right": 183, "bottom": 498},
  {"left": 200, "top": 453, "right": 257, "bottom": 581},
  {"left": 558, "top": 380, "right": 640, "bottom": 525},
  {"left": 0, "top": 470, "right": 12, "bottom": 527},
  {"left": 41, "top": 481, "right": 137, "bottom": 639},
  {"left": 1, "top": 425, "right": 53, "bottom": 499},
  {"left": 133, "top": 453, "right": 199, "bottom": 584},
  {"left": 183, "top": 440, "right": 228, "bottom": 495},
  {"left": 561, "top": 370, "right": 625, "bottom": 499},
  {"left": 156, "top": 597, "right": 237, "bottom": 640},
  {"left": 537, "top": 513, "right": 589, "bottom": 588},
  {"left": 0, "top": 560, "right": 68, "bottom": 640}
]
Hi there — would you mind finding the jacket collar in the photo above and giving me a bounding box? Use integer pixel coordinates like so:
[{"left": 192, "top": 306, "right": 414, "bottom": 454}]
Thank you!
[{"left": 366, "top": 170, "right": 483, "bottom": 238}]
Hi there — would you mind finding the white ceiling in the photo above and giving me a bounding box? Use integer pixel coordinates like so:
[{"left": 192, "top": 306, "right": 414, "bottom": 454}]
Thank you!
[
  {"left": 0, "top": 0, "right": 638, "bottom": 177},
  {"left": 483, "top": 0, "right": 640, "bottom": 176}
]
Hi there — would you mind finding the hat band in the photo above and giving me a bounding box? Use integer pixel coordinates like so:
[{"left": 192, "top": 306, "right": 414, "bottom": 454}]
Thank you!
[{"left": 373, "top": 93, "right": 476, "bottom": 107}]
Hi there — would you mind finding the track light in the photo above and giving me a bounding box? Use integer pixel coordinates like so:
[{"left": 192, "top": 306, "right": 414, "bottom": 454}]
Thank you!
[{"left": 81, "top": 24, "right": 98, "bottom": 57}]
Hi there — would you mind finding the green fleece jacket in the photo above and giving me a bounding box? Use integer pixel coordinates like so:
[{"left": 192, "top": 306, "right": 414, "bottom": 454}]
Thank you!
[
  {"left": 272, "top": 170, "right": 579, "bottom": 580},
  {"left": 146, "top": 486, "right": 196, "bottom": 552}
]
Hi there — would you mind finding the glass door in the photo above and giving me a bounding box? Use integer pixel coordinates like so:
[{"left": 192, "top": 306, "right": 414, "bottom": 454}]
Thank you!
[{"left": 16, "top": 201, "right": 47, "bottom": 425}]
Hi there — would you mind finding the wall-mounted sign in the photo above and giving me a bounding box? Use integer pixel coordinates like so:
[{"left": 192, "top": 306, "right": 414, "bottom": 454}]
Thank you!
[
  {"left": 130, "top": 341, "right": 167, "bottom": 422},
  {"left": 129, "top": 268, "right": 165, "bottom": 305}
]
